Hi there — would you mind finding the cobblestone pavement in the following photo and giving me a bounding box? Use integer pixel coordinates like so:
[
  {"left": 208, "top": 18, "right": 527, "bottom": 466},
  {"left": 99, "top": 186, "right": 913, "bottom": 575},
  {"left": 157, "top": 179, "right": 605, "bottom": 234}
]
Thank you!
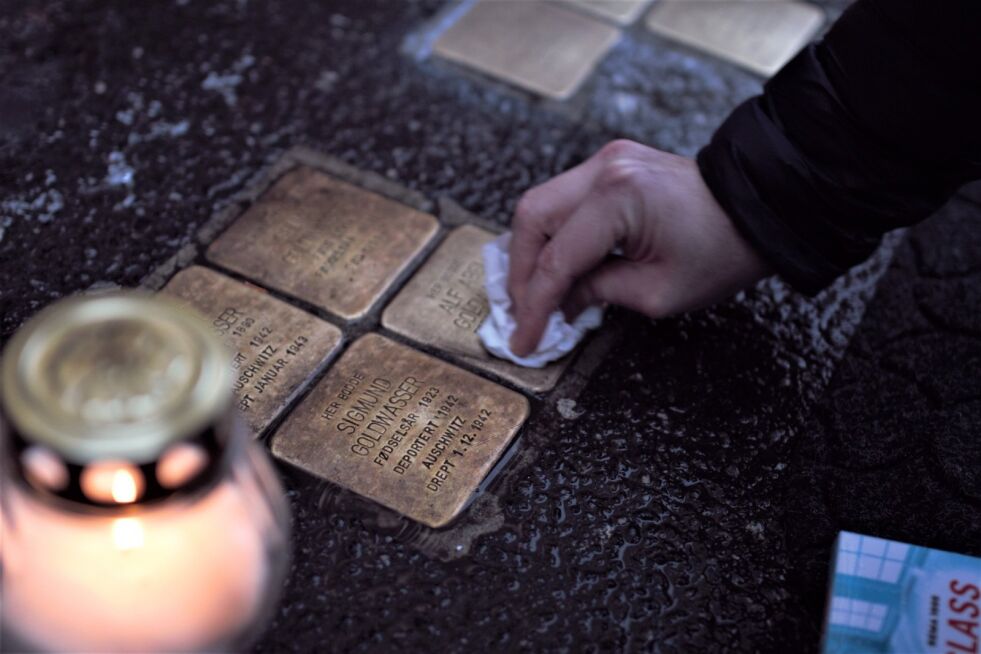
[{"left": 1, "top": 1, "right": 978, "bottom": 652}]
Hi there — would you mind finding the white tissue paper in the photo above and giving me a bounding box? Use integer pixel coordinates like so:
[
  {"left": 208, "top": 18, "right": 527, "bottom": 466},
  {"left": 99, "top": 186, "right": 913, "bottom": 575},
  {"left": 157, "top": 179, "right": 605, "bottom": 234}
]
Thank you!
[{"left": 477, "top": 232, "right": 603, "bottom": 368}]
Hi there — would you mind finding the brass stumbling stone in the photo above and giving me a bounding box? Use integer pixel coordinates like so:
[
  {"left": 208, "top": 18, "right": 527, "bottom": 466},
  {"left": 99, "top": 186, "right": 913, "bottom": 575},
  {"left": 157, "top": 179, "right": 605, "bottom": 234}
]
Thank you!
[
  {"left": 207, "top": 167, "right": 438, "bottom": 321},
  {"left": 161, "top": 265, "right": 343, "bottom": 437},
  {"left": 271, "top": 334, "right": 529, "bottom": 528},
  {"left": 382, "top": 224, "right": 568, "bottom": 393}
]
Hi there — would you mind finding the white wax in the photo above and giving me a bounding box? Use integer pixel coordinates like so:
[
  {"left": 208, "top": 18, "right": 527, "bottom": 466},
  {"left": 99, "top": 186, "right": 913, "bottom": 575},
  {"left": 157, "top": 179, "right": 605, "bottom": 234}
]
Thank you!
[{"left": 1, "top": 474, "right": 278, "bottom": 653}]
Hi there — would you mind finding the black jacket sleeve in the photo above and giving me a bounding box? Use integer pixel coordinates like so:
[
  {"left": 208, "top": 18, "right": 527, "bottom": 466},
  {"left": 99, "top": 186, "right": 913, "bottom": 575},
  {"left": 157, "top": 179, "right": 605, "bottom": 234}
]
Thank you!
[{"left": 696, "top": 0, "right": 981, "bottom": 294}]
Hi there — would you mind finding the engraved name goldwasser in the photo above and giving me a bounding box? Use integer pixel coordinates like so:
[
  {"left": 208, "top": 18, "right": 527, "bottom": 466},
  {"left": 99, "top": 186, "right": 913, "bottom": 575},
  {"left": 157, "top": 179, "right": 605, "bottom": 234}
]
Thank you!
[
  {"left": 321, "top": 370, "right": 493, "bottom": 493},
  {"left": 272, "top": 334, "right": 528, "bottom": 527}
]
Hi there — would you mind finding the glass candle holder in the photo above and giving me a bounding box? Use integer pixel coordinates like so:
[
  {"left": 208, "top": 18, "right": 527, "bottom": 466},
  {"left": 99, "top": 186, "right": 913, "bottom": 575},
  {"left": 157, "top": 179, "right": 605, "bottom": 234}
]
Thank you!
[{"left": 0, "top": 293, "right": 290, "bottom": 653}]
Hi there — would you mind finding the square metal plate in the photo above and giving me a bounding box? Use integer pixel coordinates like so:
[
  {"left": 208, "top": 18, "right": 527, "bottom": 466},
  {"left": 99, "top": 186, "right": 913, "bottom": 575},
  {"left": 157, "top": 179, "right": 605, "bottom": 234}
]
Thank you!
[
  {"left": 160, "top": 265, "right": 343, "bottom": 437},
  {"left": 382, "top": 224, "right": 568, "bottom": 393},
  {"left": 206, "top": 167, "right": 438, "bottom": 321},
  {"left": 271, "top": 333, "right": 530, "bottom": 528},
  {"left": 433, "top": 0, "right": 621, "bottom": 100},
  {"left": 562, "top": 0, "right": 651, "bottom": 25},
  {"left": 644, "top": 1, "right": 824, "bottom": 77}
]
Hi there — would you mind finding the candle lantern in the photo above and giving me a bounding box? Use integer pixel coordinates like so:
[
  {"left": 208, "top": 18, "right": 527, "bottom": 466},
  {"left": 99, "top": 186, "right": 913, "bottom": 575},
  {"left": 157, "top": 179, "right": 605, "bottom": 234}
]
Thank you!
[{"left": 0, "top": 293, "right": 290, "bottom": 653}]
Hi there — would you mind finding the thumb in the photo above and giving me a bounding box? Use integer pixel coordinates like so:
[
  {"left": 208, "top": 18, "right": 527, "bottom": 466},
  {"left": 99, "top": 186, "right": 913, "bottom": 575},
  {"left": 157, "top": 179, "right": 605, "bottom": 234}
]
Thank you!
[{"left": 562, "top": 260, "right": 666, "bottom": 320}]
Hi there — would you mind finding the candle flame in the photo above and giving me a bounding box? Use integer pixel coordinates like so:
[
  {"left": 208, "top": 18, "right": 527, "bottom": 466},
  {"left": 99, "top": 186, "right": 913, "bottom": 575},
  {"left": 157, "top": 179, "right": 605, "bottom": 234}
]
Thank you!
[
  {"left": 111, "top": 469, "right": 138, "bottom": 504},
  {"left": 112, "top": 518, "right": 144, "bottom": 551}
]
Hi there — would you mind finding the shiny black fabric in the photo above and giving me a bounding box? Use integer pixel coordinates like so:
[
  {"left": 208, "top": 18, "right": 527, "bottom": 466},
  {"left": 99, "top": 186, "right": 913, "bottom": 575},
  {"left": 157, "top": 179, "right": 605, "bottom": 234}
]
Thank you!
[{"left": 697, "top": 0, "right": 981, "bottom": 294}]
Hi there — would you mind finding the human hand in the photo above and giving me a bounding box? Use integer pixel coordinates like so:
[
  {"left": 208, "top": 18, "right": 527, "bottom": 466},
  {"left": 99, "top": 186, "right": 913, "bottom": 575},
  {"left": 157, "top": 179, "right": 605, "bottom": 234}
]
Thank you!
[{"left": 507, "top": 139, "right": 771, "bottom": 357}]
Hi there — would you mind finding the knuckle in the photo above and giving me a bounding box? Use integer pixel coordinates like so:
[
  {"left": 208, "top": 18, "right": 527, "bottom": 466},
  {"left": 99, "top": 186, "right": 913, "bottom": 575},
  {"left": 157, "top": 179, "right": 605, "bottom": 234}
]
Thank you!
[
  {"left": 516, "top": 302, "right": 536, "bottom": 322},
  {"left": 596, "top": 158, "right": 645, "bottom": 192},
  {"left": 598, "top": 139, "right": 641, "bottom": 161},
  {"left": 536, "top": 241, "right": 567, "bottom": 281},
  {"left": 515, "top": 300, "right": 540, "bottom": 324},
  {"left": 513, "top": 190, "right": 546, "bottom": 227}
]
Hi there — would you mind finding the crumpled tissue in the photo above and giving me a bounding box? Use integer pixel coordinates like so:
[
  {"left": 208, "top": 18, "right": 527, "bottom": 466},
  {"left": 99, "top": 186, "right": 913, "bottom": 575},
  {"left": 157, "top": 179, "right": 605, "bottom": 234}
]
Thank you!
[{"left": 477, "top": 232, "right": 603, "bottom": 368}]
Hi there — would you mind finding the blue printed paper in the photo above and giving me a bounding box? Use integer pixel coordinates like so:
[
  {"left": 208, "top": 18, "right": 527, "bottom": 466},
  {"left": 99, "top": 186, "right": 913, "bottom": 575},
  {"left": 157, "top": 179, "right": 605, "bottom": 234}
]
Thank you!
[{"left": 822, "top": 532, "right": 981, "bottom": 654}]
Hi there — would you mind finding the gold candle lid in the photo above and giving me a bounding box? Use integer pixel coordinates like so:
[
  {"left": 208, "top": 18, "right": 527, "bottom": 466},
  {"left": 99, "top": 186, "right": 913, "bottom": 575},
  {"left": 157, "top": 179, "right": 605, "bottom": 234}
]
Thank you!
[{"left": 1, "top": 292, "right": 232, "bottom": 464}]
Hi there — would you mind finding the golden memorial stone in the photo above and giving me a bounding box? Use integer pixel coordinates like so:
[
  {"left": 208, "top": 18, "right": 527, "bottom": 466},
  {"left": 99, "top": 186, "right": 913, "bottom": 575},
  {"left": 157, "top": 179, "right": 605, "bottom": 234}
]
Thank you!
[
  {"left": 161, "top": 265, "right": 342, "bottom": 437},
  {"left": 271, "top": 334, "right": 529, "bottom": 528},
  {"left": 644, "top": 0, "right": 823, "bottom": 77},
  {"left": 382, "top": 225, "right": 568, "bottom": 393},
  {"left": 206, "top": 167, "right": 438, "bottom": 321},
  {"left": 433, "top": 0, "right": 621, "bottom": 100}
]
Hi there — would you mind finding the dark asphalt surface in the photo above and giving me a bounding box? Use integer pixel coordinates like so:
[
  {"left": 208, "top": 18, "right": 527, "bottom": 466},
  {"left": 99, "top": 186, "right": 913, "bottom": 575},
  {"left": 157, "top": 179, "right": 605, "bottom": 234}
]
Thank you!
[{"left": 2, "top": 1, "right": 978, "bottom": 652}]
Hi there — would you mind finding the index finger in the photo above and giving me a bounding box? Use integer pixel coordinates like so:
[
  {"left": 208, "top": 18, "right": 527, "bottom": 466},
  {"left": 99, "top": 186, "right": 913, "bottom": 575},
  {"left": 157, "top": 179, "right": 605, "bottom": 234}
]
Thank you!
[
  {"left": 507, "top": 157, "right": 602, "bottom": 308},
  {"left": 509, "top": 196, "right": 624, "bottom": 356}
]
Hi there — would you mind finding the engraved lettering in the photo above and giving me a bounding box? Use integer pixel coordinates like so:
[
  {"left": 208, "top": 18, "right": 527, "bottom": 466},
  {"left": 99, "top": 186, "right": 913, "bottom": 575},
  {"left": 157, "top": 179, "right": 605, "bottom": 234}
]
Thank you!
[
  {"left": 213, "top": 307, "right": 242, "bottom": 334},
  {"left": 161, "top": 266, "right": 342, "bottom": 438},
  {"left": 343, "top": 377, "right": 422, "bottom": 456},
  {"left": 422, "top": 415, "right": 465, "bottom": 470},
  {"left": 396, "top": 419, "right": 439, "bottom": 474},
  {"left": 426, "top": 458, "right": 456, "bottom": 493}
]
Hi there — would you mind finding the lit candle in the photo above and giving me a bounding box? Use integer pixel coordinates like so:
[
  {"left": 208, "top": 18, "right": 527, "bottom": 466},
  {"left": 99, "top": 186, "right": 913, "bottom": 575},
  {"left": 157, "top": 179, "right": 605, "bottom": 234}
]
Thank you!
[{"left": 0, "top": 293, "right": 290, "bottom": 653}]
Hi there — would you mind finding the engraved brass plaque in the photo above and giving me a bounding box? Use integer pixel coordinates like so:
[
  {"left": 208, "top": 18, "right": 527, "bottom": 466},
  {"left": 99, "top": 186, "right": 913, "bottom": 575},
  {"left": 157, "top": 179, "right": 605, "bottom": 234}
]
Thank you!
[
  {"left": 161, "top": 266, "right": 342, "bottom": 437},
  {"left": 271, "top": 334, "right": 529, "bottom": 528},
  {"left": 644, "top": 1, "right": 823, "bottom": 77},
  {"left": 206, "top": 167, "right": 438, "bottom": 321},
  {"left": 563, "top": 0, "right": 651, "bottom": 25},
  {"left": 382, "top": 225, "right": 568, "bottom": 393},
  {"left": 433, "top": 0, "right": 621, "bottom": 100}
]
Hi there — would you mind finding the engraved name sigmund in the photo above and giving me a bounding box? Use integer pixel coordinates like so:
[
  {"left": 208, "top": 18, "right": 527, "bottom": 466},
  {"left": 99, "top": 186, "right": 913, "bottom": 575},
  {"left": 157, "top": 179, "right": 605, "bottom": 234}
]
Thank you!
[{"left": 271, "top": 334, "right": 529, "bottom": 528}]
